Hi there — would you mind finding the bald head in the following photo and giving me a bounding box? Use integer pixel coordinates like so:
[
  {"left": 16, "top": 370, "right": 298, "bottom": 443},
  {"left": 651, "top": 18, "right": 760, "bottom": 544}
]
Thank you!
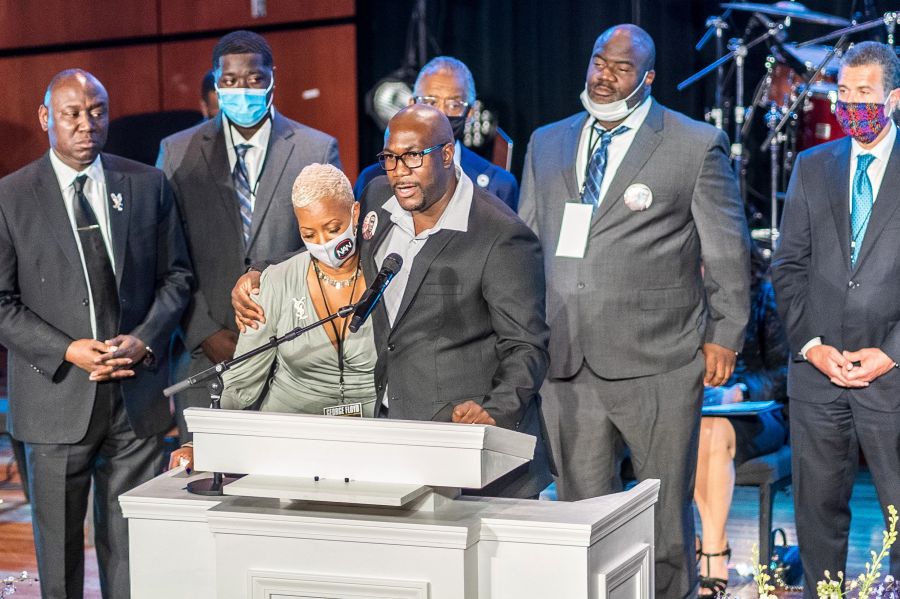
[
  {"left": 594, "top": 24, "right": 656, "bottom": 73},
  {"left": 385, "top": 104, "right": 454, "bottom": 148},
  {"left": 43, "top": 69, "right": 107, "bottom": 107},
  {"left": 40, "top": 69, "right": 109, "bottom": 171}
]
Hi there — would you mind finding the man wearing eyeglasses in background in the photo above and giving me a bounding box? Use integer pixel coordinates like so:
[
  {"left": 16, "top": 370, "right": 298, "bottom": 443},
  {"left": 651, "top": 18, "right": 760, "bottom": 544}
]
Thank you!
[{"left": 354, "top": 56, "right": 519, "bottom": 210}]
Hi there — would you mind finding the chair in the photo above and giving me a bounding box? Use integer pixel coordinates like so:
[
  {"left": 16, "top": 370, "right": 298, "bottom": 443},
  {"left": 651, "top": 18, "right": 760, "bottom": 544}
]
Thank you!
[
  {"left": 734, "top": 444, "right": 792, "bottom": 563},
  {"left": 0, "top": 397, "right": 30, "bottom": 502}
]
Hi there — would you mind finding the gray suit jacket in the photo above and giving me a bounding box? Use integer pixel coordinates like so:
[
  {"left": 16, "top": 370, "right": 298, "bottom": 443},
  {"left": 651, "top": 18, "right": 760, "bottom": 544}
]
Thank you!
[
  {"left": 0, "top": 153, "right": 192, "bottom": 443},
  {"left": 359, "top": 177, "right": 550, "bottom": 428},
  {"left": 359, "top": 176, "right": 552, "bottom": 497},
  {"left": 772, "top": 135, "right": 900, "bottom": 411},
  {"left": 519, "top": 101, "right": 750, "bottom": 379},
  {"left": 157, "top": 111, "right": 341, "bottom": 350}
]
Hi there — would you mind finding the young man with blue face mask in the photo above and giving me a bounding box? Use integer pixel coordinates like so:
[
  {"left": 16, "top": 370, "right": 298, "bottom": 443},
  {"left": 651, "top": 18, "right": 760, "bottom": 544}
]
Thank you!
[{"left": 156, "top": 30, "right": 342, "bottom": 444}]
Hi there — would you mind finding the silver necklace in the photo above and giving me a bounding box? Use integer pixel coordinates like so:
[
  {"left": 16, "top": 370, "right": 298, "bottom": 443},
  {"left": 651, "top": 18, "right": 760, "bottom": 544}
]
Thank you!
[{"left": 314, "top": 261, "right": 361, "bottom": 288}]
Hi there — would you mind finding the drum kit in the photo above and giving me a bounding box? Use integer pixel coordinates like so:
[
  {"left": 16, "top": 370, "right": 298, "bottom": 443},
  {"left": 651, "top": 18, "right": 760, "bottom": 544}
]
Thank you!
[{"left": 679, "top": 2, "right": 899, "bottom": 248}]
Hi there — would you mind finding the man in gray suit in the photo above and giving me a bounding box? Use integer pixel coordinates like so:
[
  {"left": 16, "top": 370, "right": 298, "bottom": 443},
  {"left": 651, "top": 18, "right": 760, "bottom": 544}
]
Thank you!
[
  {"left": 518, "top": 25, "right": 749, "bottom": 598},
  {"left": 157, "top": 31, "right": 341, "bottom": 442},
  {"left": 0, "top": 70, "right": 191, "bottom": 598},
  {"left": 772, "top": 42, "right": 900, "bottom": 597}
]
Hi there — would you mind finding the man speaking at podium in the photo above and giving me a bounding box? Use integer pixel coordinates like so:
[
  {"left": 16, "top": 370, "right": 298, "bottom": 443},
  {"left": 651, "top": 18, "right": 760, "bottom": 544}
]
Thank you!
[{"left": 234, "top": 105, "right": 552, "bottom": 498}]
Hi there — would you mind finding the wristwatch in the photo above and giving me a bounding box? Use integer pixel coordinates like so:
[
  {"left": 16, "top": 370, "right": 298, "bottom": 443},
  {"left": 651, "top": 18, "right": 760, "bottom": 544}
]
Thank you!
[{"left": 142, "top": 346, "right": 156, "bottom": 368}]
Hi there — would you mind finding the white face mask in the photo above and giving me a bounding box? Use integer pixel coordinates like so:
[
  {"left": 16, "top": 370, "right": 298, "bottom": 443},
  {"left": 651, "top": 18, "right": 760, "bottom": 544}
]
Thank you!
[
  {"left": 304, "top": 206, "right": 357, "bottom": 269},
  {"left": 580, "top": 71, "right": 649, "bottom": 122}
]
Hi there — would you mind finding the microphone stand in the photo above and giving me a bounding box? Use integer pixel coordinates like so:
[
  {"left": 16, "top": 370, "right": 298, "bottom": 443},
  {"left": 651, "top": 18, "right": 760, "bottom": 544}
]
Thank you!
[
  {"left": 163, "top": 303, "right": 356, "bottom": 496},
  {"left": 758, "top": 36, "right": 848, "bottom": 249}
]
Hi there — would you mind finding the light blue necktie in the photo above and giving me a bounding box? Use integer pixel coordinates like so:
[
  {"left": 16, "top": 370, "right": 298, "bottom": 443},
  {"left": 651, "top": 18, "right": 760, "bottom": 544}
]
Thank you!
[
  {"left": 233, "top": 143, "right": 253, "bottom": 244},
  {"left": 850, "top": 154, "right": 875, "bottom": 266},
  {"left": 581, "top": 125, "right": 630, "bottom": 208}
]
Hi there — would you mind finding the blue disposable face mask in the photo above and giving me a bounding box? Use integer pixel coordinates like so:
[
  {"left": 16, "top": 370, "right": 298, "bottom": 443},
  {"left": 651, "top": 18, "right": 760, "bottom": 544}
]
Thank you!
[{"left": 216, "top": 77, "right": 274, "bottom": 128}]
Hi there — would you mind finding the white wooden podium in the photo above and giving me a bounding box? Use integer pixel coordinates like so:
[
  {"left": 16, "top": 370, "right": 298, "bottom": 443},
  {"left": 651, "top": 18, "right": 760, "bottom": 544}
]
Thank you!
[{"left": 121, "top": 408, "right": 659, "bottom": 599}]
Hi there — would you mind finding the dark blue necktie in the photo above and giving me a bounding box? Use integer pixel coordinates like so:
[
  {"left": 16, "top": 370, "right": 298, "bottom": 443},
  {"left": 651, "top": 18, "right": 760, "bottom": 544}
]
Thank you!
[
  {"left": 850, "top": 154, "right": 875, "bottom": 266},
  {"left": 233, "top": 143, "right": 253, "bottom": 244},
  {"left": 581, "top": 125, "right": 629, "bottom": 208}
]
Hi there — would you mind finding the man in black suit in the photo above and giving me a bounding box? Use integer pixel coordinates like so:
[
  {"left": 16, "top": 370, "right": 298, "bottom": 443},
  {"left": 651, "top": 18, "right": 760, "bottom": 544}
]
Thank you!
[
  {"left": 772, "top": 42, "right": 900, "bottom": 596},
  {"left": 354, "top": 56, "right": 519, "bottom": 211},
  {"left": 0, "top": 69, "right": 191, "bottom": 598},
  {"left": 156, "top": 30, "right": 341, "bottom": 442}
]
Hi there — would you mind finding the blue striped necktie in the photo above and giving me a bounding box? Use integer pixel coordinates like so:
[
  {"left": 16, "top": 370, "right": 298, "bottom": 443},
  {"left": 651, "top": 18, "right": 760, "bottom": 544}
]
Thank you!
[
  {"left": 581, "top": 125, "right": 630, "bottom": 208},
  {"left": 233, "top": 143, "right": 253, "bottom": 243},
  {"left": 850, "top": 153, "right": 875, "bottom": 266}
]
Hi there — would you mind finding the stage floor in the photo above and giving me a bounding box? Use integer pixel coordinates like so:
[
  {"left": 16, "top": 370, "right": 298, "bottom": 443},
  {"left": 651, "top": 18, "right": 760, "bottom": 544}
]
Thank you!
[{"left": 0, "top": 436, "right": 889, "bottom": 598}]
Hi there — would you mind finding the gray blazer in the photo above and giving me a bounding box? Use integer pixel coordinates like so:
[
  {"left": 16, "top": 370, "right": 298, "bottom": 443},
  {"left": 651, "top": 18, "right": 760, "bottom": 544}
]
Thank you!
[
  {"left": 519, "top": 101, "right": 750, "bottom": 380},
  {"left": 359, "top": 177, "right": 552, "bottom": 497},
  {"left": 772, "top": 135, "right": 900, "bottom": 411},
  {"left": 0, "top": 153, "right": 192, "bottom": 443},
  {"left": 156, "top": 111, "right": 341, "bottom": 350}
]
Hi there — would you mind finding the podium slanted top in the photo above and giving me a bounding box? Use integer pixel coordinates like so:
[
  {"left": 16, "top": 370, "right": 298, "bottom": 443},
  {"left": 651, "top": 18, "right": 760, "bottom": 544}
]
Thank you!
[{"left": 185, "top": 407, "right": 536, "bottom": 490}]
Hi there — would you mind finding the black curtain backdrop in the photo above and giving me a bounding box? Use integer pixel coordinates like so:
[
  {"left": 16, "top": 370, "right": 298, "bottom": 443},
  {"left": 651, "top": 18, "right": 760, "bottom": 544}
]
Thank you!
[{"left": 356, "top": 0, "right": 883, "bottom": 213}]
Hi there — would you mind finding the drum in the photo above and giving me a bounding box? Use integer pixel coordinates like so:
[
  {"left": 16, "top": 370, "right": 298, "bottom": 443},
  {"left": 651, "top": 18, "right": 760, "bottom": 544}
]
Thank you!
[{"left": 797, "top": 81, "right": 845, "bottom": 150}]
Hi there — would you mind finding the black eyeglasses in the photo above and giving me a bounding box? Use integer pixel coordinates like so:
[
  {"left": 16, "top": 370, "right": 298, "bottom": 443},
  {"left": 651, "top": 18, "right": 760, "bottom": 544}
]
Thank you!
[{"left": 377, "top": 142, "right": 449, "bottom": 171}]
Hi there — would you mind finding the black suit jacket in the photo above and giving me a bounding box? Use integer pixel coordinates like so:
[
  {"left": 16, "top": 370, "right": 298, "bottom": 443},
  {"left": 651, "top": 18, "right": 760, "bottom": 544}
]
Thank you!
[
  {"left": 0, "top": 153, "right": 192, "bottom": 443},
  {"left": 772, "top": 134, "right": 900, "bottom": 411}
]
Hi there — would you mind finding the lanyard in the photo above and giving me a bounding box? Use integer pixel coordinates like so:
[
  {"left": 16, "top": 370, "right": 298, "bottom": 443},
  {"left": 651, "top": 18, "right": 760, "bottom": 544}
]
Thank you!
[{"left": 312, "top": 259, "right": 361, "bottom": 403}]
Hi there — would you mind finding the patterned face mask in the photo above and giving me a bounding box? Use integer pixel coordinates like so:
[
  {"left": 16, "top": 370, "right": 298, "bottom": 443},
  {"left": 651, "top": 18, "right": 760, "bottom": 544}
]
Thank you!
[{"left": 834, "top": 101, "right": 891, "bottom": 144}]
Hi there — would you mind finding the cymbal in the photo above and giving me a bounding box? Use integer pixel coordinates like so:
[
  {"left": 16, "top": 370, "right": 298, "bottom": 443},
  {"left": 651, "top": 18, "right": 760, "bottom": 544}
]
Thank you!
[{"left": 720, "top": 2, "right": 850, "bottom": 27}]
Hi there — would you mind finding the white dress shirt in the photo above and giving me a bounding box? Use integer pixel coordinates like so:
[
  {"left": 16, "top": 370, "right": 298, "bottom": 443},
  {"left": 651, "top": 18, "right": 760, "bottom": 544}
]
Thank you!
[
  {"left": 575, "top": 96, "right": 653, "bottom": 203},
  {"left": 223, "top": 112, "right": 272, "bottom": 210},
  {"left": 374, "top": 166, "right": 474, "bottom": 406},
  {"left": 49, "top": 150, "right": 113, "bottom": 340},
  {"left": 800, "top": 120, "right": 897, "bottom": 358}
]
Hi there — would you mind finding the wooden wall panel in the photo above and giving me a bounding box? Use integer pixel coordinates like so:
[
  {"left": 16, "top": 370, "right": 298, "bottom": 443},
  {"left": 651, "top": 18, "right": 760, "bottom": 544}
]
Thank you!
[
  {"left": 0, "top": 45, "right": 161, "bottom": 177},
  {"left": 0, "top": 0, "right": 159, "bottom": 50},
  {"left": 160, "top": 25, "right": 359, "bottom": 177},
  {"left": 160, "top": 0, "right": 354, "bottom": 34}
]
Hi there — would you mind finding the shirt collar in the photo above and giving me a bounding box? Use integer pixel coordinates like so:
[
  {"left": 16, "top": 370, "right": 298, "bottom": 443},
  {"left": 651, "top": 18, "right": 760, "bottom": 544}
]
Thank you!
[
  {"left": 223, "top": 109, "right": 273, "bottom": 150},
  {"left": 851, "top": 119, "right": 896, "bottom": 165},
  {"left": 381, "top": 165, "right": 473, "bottom": 237},
  {"left": 48, "top": 150, "right": 105, "bottom": 192},
  {"left": 585, "top": 96, "right": 654, "bottom": 135}
]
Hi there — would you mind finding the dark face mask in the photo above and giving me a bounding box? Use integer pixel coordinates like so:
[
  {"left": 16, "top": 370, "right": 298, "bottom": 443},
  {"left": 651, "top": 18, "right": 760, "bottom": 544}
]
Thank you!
[{"left": 447, "top": 114, "right": 468, "bottom": 141}]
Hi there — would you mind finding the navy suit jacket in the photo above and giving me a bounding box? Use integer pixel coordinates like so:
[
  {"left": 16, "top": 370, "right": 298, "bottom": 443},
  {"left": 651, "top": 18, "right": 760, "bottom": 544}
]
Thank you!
[
  {"left": 772, "top": 133, "right": 900, "bottom": 411},
  {"left": 354, "top": 145, "right": 519, "bottom": 211}
]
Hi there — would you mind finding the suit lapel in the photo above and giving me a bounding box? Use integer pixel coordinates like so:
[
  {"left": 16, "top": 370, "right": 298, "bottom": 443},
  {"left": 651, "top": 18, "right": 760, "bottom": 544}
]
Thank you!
[
  {"left": 247, "top": 112, "right": 294, "bottom": 252},
  {"left": 828, "top": 139, "right": 853, "bottom": 270},
  {"left": 560, "top": 114, "right": 587, "bottom": 201},
  {"left": 33, "top": 154, "right": 79, "bottom": 269},
  {"left": 390, "top": 229, "right": 457, "bottom": 332},
  {"left": 853, "top": 134, "right": 900, "bottom": 272},
  {"left": 593, "top": 101, "right": 664, "bottom": 224},
  {"left": 360, "top": 202, "right": 395, "bottom": 334},
  {"left": 102, "top": 155, "right": 131, "bottom": 286},
  {"left": 200, "top": 117, "right": 244, "bottom": 245}
]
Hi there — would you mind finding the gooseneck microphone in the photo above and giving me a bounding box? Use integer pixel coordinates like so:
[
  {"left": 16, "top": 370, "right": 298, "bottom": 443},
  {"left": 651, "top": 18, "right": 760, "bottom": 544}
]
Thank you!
[{"left": 349, "top": 253, "right": 403, "bottom": 333}]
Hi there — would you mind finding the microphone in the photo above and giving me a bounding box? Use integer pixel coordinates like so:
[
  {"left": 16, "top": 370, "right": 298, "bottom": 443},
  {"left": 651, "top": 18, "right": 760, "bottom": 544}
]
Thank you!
[{"left": 349, "top": 253, "right": 403, "bottom": 333}]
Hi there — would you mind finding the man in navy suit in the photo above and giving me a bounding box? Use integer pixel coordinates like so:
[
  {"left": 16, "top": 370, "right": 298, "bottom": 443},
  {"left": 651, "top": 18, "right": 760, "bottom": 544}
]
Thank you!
[
  {"left": 772, "top": 41, "right": 900, "bottom": 596},
  {"left": 354, "top": 56, "right": 519, "bottom": 211}
]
